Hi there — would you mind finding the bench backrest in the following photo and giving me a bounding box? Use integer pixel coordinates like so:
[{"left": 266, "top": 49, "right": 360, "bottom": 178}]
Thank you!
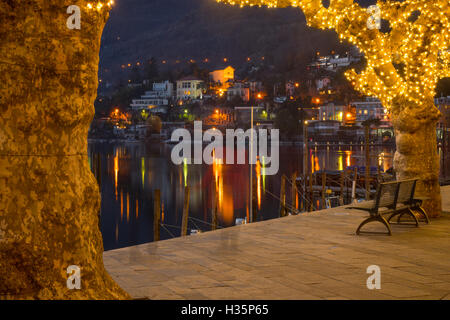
[
  {"left": 396, "top": 179, "right": 418, "bottom": 205},
  {"left": 374, "top": 181, "right": 400, "bottom": 210}
]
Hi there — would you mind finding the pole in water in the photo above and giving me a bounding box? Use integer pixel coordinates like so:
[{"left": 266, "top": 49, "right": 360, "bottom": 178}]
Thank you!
[
  {"left": 249, "top": 105, "right": 254, "bottom": 223},
  {"left": 365, "top": 125, "right": 371, "bottom": 200},
  {"left": 279, "top": 175, "right": 286, "bottom": 217},
  {"left": 211, "top": 184, "right": 218, "bottom": 231},
  {"left": 353, "top": 167, "right": 358, "bottom": 203},
  {"left": 153, "top": 189, "right": 161, "bottom": 242},
  {"left": 309, "top": 172, "right": 313, "bottom": 212},
  {"left": 291, "top": 172, "right": 298, "bottom": 214},
  {"left": 322, "top": 171, "right": 326, "bottom": 209},
  {"left": 181, "top": 186, "right": 190, "bottom": 236}
]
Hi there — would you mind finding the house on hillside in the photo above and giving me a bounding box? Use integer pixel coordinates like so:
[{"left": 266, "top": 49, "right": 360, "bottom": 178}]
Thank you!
[{"left": 176, "top": 76, "right": 205, "bottom": 101}]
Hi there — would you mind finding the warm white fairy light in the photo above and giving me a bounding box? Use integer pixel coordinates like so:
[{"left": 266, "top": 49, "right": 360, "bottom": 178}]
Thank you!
[
  {"left": 86, "top": 0, "right": 115, "bottom": 11},
  {"left": 216, "top": 0, "right": 450, "bottom": 113}
]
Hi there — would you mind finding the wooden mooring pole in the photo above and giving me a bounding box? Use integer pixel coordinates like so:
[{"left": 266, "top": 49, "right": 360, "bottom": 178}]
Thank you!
[
  {"left": 365, "top": 125, "right": 371, "bottom": 200},
  {"left": 252, "top": 176, "right": 258, "bottom": 222},
  {"left": 339, "top": 170, "right": 345, "bottom": 206},
  {"left": 352, "top": 167, "right": 358, "bottom": 204},
  {"left": 321, "top": 171, "right": 326, "bottom": 209},
  {"left": 181, "top": 186, "right": 190, "bottom": 236},
  {"left": 309, "top": 172, "right": 313, "bottom": 212},
  {"left": 291, "top": 172, "right": 298, "bottom": 214},
  {"left": 211, "top": 185, "right": 218, "bottom": 231},
  {"left": 279, "top": 175, "right": 286, "bottom": 217},
  {"left": 153, "top": 190, "right": 161, "bottom": 242}
]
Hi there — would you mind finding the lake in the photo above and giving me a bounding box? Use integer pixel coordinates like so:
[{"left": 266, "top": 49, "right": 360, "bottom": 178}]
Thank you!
[{"left": 89, "top": 141, "right": 415, "bottom": 251}]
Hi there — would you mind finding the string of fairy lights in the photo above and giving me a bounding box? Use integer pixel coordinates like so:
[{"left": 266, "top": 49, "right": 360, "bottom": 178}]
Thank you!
[
  {"left": 215, "top": 0, "right": 450, "bottom": 112},
  {"left": 85, "top": 0, "right": 115, "bottom": 11}
]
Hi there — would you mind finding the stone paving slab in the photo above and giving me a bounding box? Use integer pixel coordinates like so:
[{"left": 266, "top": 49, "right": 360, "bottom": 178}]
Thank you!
[{"left": 104, "top": 186, "right": 450, "bottom": 300}]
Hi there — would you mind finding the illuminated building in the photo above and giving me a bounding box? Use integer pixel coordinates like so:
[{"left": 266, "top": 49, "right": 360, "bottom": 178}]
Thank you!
[
  {"left": 176, "top": 76, "right": 205, "bottom": 101},
  {"left": 210, "top": 66, "right": 235, "bottom": 84},
  {"left": 130, "top": 81, "right": 173, "bottom": 113}
]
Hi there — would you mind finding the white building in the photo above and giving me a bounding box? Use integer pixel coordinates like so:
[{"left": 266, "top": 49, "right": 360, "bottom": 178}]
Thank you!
[
  {"left": 310, "top": 54, "right": 360, "bottom": 72},
  {"left": 176, "top": 76, "right": 205, "bottom": 101},
  {"left": 351, "top": 97, "right": 388, "bottom": 123},
  {"left": 319, "top": 103, "right": 347, "bottom": 122},
  {"left": 130, "top": 81, "right": 173, "bottom": 112}
]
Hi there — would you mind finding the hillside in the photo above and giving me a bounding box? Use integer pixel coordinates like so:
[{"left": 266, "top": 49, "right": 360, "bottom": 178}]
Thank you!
[{"left": 98, "top": 0, "right": 359, "bottom": 83}]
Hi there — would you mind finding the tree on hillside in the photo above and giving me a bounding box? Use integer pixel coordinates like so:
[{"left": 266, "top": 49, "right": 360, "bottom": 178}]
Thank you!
[
  {"left": 275, "top": 100, "right": 303, "bottom": 140},
  {"left": 129, "top": 65, "right": 142, "bottom": 83},
  {"left": 144, "top": 57, "right": 159, "bottom": 82},
  {"left": 216, "top": 0, "right": 450, "bottom": 217}
]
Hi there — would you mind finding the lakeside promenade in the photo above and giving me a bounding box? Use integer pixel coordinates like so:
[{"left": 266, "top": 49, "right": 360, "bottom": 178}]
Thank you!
[{"left": 104, "top": 187, "right": 450, "bottom": 300}]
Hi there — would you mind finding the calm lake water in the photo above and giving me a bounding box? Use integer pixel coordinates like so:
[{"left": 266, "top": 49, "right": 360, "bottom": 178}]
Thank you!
[
  {"left": 89, "top": 143, "right": 450, "bottom": 250},
  {"left": 89, "top": 141, "right": 410, "bottom": 251}
]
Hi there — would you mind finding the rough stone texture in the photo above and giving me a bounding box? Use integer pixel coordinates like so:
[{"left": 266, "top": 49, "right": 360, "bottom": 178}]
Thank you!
[
  {"left": 392, "top": 99, "right": 442, "bottom": 217},
  {"left": 0, "top": 1, "right": 129, "bottom": 299}
]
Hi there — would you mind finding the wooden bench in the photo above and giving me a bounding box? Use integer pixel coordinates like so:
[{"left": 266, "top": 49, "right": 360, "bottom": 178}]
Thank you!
[{"left": 348, "top": 179, "right": 429, "bottom": 235}]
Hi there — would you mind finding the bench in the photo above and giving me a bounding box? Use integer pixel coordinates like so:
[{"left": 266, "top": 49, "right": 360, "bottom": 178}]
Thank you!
[
  {"left": 387, "top": 180, "right": 431, "bottom": 225},
  {"left": 348, "top": 179, "right": 430, "bottom": 235}
]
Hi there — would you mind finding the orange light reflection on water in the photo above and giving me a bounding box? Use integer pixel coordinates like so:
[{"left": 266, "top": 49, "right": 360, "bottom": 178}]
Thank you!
[
  {"left": 120, "top": 190, "right": 123, "bottom": 221},
  {"left": 114, "top": 150, "right": 119, "bottom": 200},
  {"left": 213, "top": 151, "right": 233, "bottom": 225}
]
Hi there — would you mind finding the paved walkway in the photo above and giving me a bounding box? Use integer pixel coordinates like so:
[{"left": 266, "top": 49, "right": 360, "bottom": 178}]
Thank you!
[{"left": 104, "top": 187, "right": 450, "bottom": 300}]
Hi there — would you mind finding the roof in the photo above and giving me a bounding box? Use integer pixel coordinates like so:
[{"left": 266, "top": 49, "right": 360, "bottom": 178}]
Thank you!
[{"left": 177, "top": 76, "right": 203, "bottom": 82}]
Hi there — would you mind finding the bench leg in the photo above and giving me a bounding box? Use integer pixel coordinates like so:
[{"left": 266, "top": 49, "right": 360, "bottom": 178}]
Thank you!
[
  {"left": 397, "top": 207, "right": 429, "bottom": 225},
  {"left": 389, "top": 209, "right": 419, "bottom": 227},
  {"left": 407, "top": 209, "right": 420, "bottom": 227},
  {"left": 388, "top": 211, "right": 403, "bottom": 224},
  {"left": 397, "top": 212, "right": 405, "bottom": 224},
  {"left": 415, "top": 206, "right": 431, "bottom": 224},
  {"left": 356, "top": 215, "right": 392, "bottom": 236}
]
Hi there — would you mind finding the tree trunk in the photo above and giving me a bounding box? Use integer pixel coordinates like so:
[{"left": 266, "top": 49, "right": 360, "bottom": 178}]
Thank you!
[
  {"left": 393, "top": 102, "right": 442, "bottom": 218},
  {"left": 0, "top": 2, "right": 129, "bottom": 299}
]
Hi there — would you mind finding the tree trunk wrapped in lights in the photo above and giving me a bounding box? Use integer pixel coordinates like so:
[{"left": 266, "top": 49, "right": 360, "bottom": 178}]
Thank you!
[
  {"left": 216, "top": 0, "right": 449, "bottom": 217},
  {"left": 0, "top": 1, "right": 129, "bottom": 299}
]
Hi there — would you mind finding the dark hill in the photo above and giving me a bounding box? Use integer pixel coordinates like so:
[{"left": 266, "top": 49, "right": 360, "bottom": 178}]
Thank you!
[{"left": 99, "top": 0, "right": 375, "bottom": 82}]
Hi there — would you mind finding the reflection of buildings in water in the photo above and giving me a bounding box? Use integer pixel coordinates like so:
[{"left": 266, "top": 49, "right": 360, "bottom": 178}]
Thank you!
[
  {"left": 141, "top": 157, "right": 145, "bottom": 189},
  {"left": 91, "top": 141, "right": 405, "bottom": 250},
  {"left": 314, "top": 156, "right": 320, "bottom": 172},
  {"left": 256, "top": 160, "right": 261, "bottom": 210},
  {"left": 114, "top": 150, "right": 119, "bottom": 200},
  {"left": 136, "top": 199, "right": 139, "bottom": 219},
  {"left": 120, "top": 190, "right": 123, "bottom": 221},
  {"left": 126, "top": 192, "right": 130, "bottom": 223}
]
